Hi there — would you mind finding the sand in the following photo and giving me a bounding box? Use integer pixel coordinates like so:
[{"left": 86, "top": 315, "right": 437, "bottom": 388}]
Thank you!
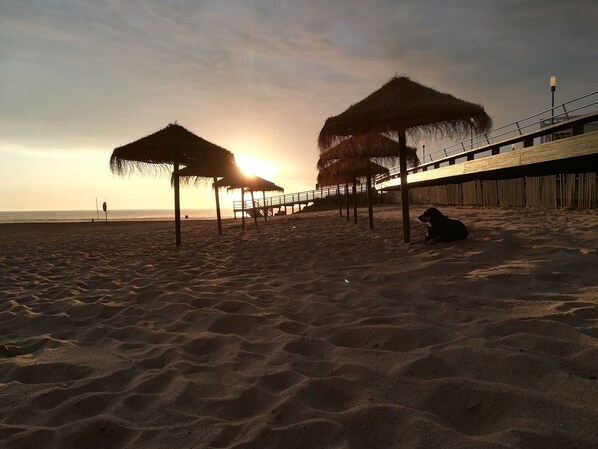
[{"left": 1, "top": 205, "right": 597, "bottom": 449}]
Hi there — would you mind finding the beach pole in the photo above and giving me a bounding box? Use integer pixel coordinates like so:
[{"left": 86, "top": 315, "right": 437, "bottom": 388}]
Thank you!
[
  {"left": 251, "top": 190, "right": 258, "bottom": 227},
  {"left": 367, "top": 165, "right": 374, "bottom": 229},
  {"left": 398, "top": 130, "right": 411, "bottom": 243},
  {"left": 337, "top": 185, "right": 342, "bottom": 217},
  {"left": 352, "top": 178, "right": 358, "bottom": 224},
  {"left": 241, "top": 189, "right": 246, "bottom": 230},
  {"left": 345, "top": 183, "right": 350, "bottom": 221},
  {"left": 263, "top": 191, "right": 268, "bottom": 223},
  {"left": 95, "top": 197, "right": 100, "bottom": 222},
  {"left": 103, "top": 199, "right": 107, "bottom": 222},
  {"left": 173, "top": 158, "right": 182, "bottom": 246},
  {"left": 213, "top": 177, "right": 223, "bottom": 235}
]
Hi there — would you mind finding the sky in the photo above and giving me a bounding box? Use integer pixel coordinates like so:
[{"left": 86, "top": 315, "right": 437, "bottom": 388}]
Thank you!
[{"left": 1, "top": 0, "right": 597, "bottom": 212}]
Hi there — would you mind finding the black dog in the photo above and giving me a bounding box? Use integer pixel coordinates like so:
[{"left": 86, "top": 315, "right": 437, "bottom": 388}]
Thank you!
[{"left": 418, "top": 208, "right": 468, "bottom": 243}]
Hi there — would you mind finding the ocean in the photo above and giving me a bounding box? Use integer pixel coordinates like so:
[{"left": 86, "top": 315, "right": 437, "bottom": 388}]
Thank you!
[{"left": 0, "top": 209, "right": 234, "bottom": 224}]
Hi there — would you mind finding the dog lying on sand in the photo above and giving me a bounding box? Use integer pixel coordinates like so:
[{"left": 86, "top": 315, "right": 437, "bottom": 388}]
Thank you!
[{"left": 418, "top": 207, "right": 468, "bottom": 243}]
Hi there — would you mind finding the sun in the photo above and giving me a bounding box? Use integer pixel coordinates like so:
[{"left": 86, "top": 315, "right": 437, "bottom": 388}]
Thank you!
[{"left": 234, "top": 153, "right": 278, "bottom": 180}]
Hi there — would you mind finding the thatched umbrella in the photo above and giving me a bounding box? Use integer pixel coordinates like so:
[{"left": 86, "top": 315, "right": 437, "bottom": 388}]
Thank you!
[
  {"left": 318, "top": 76, "right": 492, "bottom": 242},
  {"left": 177, "top": 157, "right": 237, "bottom": 235},
  {"left": 317, "top": 134, "right": 418, "bottom": 229},
  {"left": 214, "top": 171, "right": 284, "bottom": 229},
  {"left": 318, "top": 158, "right": 389, "bottom": 228},
  {"left": 317, "top": 134, "right": 419, "bottom": 168},
  {"left": 110, "top": 123, "right": 234, "bottom": 246}
]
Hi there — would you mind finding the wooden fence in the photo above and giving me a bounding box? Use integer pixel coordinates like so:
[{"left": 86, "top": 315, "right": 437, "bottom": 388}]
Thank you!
[{"left": 390, "top": 172, "right": 596, "bottom": 210}]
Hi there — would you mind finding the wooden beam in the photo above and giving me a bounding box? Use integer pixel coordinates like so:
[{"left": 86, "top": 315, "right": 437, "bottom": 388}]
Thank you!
[{"left": 383, "top": 131, "right": 598, "bottom": 189}]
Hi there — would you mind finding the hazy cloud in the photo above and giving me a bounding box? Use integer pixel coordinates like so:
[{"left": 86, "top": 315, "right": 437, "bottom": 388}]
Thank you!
[{"left": 1, "top": 0, "right": 597, "bottom": 209}]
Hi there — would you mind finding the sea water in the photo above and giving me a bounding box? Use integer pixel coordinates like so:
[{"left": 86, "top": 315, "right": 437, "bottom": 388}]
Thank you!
[{"left": 0, "top": 209, "right": 234, "bottom": 224}]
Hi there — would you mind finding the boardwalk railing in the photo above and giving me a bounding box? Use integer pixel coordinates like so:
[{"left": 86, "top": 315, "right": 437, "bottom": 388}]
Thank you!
[
  {"left": 377, "top": 91, "right": 598, "bottom": 186},
  {"left": 233, "top": 183, "right": 369, "bottom": 216},
  {"left": 418, "top": 90, "right": 598, "bottom": 166}
]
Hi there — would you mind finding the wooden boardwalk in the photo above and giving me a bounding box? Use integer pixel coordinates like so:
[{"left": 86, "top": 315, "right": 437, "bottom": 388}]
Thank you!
[
  {"left": 234, "top": 112, "right": 598, "bottom": 216},
  {"left": 379, "top": 113, "right": 598, "bottom": 189},
  {"left": 233, "top": 184, "right": 369, "bottom": 218}
]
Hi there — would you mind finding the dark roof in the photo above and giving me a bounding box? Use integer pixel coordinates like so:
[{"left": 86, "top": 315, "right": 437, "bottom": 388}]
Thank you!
[
  {"left": 318, "top": 76, "right": 492, "bottom": 150},
  {"left": 317, "top": 159, "right": 389, "bottom": 187},
  {"left": 317, "top": 134, "right": 419, "bottom": 169},
  {"left": 110, "top": 123, "right": 233, "bottom": 176}
]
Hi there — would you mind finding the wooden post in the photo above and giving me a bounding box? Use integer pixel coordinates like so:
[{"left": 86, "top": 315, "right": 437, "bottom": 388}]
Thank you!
[
  {"left": 345, "top": 183, "right": 350, "bottom": 221},
  {"left": 398, "top": 130, "right": 410, "bottom": 243},
  {"left": 213, "top": 177, "right": 222, "bottom": 235},
  {"left": 173, "top": 158, "right": 182, "bottom": 246},
  {"left": 263, "top": 191, "right": 268, "bottom": 222},
  {"left": 352, "top": 178, "right": 358, "bottom": 224},
  {"left": 367, "top": 164, "right": 374, "bottom": 229},
  {"left": 337, "top": 184, "right": 342, "bottom": 217},
  {"left": 241, "top": 189, "right": 246, "bottom": 230},
  {"left": 251, "top": 190, "right": 258, "bottom": 227}
]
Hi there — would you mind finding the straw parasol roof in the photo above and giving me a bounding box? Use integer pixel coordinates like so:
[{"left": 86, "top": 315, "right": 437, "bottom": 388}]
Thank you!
[
  {"left": 317, "top": 75, "right": 492, "bottom": 242},
  {"left": 175, "top": 157, "right": 239, "bottom": 236},
  {"left": 214, "top": 172, "right": 284, "bottom": 193},
  {"left": 316, "top": 135, "right": 417, "bottom": 230},
  {"left": 318, "top": 76, "right": 493, "bottom": 150},
  {"left": 110, "top": 123, "right": 234, "bottom": 245},
  {"left": 110, "top": 123, "right": 233, "bottom": 176},
  {"left": 177, "top": 157, "right": 238, "bottom": 186},
  {"left": 214, "top": 170, "right": 283, "bottom": 229},
  {"left": 317, "top": 157, "right": 389, "bottom": 228},
  {"left": 317, "top": 159, "right": 389, "bottom": 187},
  {"left": 317, "top": 134, "right": 419, "bottom": 170}
]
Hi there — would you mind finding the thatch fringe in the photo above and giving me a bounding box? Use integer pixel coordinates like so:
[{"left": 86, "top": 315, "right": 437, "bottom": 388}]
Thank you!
[
  {"left": 175, "top": 160, "right": 239, "bottom": 188},
  {"left": 110, "top": 123, "right": 234, "bottom": 177},
  {"left": 109, "top": 156, "right": 176, "bottom": 177},
  {"left": 317, "top": 159, "right": 389, "bottom": 187},
  {"left": 317, "top": 134, "right": 419, "bottom": 170},
  {"left": 214, "top": 173, "right": 284, "bottom": 193},
  {"left": 318, "top": 76, "right": 492, "bottom": 150}
]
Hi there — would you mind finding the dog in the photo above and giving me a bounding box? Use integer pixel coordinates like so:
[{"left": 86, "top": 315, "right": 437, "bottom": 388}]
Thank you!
[{"left": 418, "top": 207, "right": 468, "bottom": 243}]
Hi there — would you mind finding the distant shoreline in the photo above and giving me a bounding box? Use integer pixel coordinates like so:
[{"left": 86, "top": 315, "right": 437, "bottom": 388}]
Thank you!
[{"left": 0, "top": 208, "right": 234, "bottom": 224}]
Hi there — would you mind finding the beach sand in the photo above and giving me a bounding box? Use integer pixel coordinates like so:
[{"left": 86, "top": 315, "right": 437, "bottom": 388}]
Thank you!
[{"left": 1, "top": 205, "right": 597, "bottom": 449}]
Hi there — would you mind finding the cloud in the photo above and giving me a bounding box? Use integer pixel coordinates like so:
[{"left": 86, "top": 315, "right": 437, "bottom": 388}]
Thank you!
[{"left": 1, "top": 0, "right": 597, "bottom": 210}]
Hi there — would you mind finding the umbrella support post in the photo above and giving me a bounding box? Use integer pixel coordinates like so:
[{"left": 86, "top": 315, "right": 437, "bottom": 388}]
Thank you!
[
  {"left": 241, "top": 190, "right": 246, "bottom": 230},
  {"left": 345, "top": 183, "right": 350, "bottom": 221},
  {"left": 251, "top": 190, "right": 258, "bottom": 227},
  {"left": 398, "top": 130, "right": 411, "bottom": 243},
  {"left": 367, "top": 167, "right": 374, "bottom": 229},
  {"left": 337, "top": 185, "right": 342, "bottom": 217},
  {"left": 174, "top": 162, "right": 182, "bottom": 246},
  {"left": 263, "top": 191, "right": 267, "bottom": 223},
  {"left": 352, "top": 178, "right": 358, "bottom": 224},
  {"left": 213, "top": 177, "right": 223, "bottom": 235}
]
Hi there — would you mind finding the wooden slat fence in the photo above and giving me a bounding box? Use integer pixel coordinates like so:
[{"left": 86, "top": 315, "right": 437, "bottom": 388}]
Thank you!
[{"left": 389, "top": 172, "right": 596, "bottom": 210}]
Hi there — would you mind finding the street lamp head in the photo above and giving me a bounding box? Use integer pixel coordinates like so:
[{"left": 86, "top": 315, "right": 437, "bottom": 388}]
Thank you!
[{"left": 550, "top": 75, "right": 557, "bottom": 92}]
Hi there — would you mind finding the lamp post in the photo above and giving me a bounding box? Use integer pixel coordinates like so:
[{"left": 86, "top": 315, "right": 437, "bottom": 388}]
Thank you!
[
  {"left": 550, "top": 75, "right": 557, "bottom": 124},
  {"left": 550, "top": 75, "right": 557, "bottom": 142},
  {"left": 422, "top": 141, "right": 426, "bottom": 163}
]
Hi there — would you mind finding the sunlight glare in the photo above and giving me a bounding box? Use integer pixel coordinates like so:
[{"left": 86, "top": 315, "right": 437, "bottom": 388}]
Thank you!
[{"left": 235, "top": 153, "right": 278, "bottom": 180}]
